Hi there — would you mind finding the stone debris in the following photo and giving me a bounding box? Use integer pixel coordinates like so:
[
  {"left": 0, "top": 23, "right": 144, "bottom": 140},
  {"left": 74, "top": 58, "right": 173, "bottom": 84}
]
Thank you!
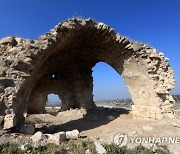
[
  {"left": 45, "top": 131, "right": 66, "bottom": 145},
  {"left": 19, "top": 144, "right": 30, "bottom": 151},
  {"left": 3, "top": 114, "right": 17, "bottom": 129},
  {"left": 94, "top": 141, "right": 106, "bottom": 154},
  {"left": 30, "top": 129, "right": 79, "bottom": 145},
  {"left": 31, "top": 131, "right": 44, "bottom": 142},
  {"left": 66, "top": 129, "right": 79, "bottom": 139},
  {"left": 78, "top": 108, "right": 87, "bottom": 116},
  {"left": 85, "top": 149, "right": 92, "bottom": 154},
  {"left": 34, "top": 123, "right": 44, "bottom": 129}
]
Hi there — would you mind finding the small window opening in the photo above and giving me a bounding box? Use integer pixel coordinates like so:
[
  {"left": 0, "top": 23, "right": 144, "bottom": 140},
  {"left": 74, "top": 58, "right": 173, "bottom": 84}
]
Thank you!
[
  {"left": 51, "top": 73, "right": 57, "bottom": 79},
  {"left": 46, "top": 93, "right": 61, "bottom": 114}
]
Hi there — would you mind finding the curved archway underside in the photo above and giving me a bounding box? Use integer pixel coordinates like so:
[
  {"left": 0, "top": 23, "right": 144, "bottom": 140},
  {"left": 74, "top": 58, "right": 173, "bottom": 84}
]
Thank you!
[{"left": 0, "top": 18, "right": 175, "bottom": 129}]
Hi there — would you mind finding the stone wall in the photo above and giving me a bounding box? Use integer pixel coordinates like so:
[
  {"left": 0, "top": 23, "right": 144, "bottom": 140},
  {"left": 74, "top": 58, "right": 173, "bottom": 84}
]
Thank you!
[{"left": 0, "top": 18, "right": 175, "bottom": 129}]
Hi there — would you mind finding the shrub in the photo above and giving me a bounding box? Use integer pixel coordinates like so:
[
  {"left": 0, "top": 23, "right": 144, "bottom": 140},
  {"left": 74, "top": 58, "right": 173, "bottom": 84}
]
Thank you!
[{"left": 0, "top": 140, "right": 171, "bottom": 154}]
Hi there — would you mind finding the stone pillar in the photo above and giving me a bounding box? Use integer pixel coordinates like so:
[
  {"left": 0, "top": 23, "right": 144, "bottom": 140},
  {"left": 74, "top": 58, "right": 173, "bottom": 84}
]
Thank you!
[
  {"left": 59, "top": 67, "right": 95, "bottom": 111},
  {"left": 74, "top": 70, "right": 95, "bottom": 110},
  {"left": 59, "top": 88, "right": 78, "bottom": 111},
  {"left": 27, "top": 93, "right": 47, "bottom": 114},
  {"left": 121, "top": 58, "right": 174, "bottom": 120}
]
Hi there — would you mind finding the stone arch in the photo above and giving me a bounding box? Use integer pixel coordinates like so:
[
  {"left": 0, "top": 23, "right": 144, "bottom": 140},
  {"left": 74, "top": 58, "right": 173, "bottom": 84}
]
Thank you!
[{"left": 0, "top": 18, "right": 175, "bottom": 129}]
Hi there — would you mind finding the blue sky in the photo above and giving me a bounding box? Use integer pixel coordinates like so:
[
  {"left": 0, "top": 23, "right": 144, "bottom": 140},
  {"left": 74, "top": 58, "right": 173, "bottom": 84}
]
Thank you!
[{"left": 0, "top": 0, "right": 179, "bottom": 101}]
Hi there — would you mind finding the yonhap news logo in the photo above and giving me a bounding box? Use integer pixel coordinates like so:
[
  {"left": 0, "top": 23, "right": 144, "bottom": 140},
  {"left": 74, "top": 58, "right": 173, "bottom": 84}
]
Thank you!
[
  {"left": 113, "top": 132, "right": 180, "bottom": 147},
  {"left": 113, "top": 133, "right": 128, "bottom": 147}
]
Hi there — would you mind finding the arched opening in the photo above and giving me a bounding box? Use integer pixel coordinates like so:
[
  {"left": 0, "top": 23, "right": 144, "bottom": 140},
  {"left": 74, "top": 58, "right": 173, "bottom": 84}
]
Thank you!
[
  {"left": 45, "top": 93, "right": 61, "bottom": 114},
  {"left": 93, "top": 62, "right": 131, "bottom": 100},
  {"left": 93, "top": 62, "right": 132, "bottom": 110},
  {"left": 47, "top": 93, "right": 61, "bottom": 106}
]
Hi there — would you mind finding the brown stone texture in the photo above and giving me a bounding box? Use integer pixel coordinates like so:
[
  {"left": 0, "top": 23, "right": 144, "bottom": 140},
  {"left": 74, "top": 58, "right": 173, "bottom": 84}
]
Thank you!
[{"left": 0, "top": 18, "right": 175, "bottom": 129}]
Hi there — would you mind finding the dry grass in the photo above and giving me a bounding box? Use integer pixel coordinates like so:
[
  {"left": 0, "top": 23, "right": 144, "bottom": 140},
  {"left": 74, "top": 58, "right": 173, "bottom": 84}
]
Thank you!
[{"left": 0, "top": 139, "right": 171, "bottom": 154}]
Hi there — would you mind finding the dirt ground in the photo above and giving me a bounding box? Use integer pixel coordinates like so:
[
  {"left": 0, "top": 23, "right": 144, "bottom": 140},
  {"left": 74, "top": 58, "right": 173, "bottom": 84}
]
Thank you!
[
  {"left": 28, "top": 106, "right": 180, "bottom": 152},
  {"left": 0, "top": 106, "right": 180, "bottom": 153}
]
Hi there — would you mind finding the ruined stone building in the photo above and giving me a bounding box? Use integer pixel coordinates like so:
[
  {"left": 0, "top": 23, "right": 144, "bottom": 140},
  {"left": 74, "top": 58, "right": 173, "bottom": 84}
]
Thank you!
[{"left": 0, "top": 18, "right": 175, "bottom": 129}]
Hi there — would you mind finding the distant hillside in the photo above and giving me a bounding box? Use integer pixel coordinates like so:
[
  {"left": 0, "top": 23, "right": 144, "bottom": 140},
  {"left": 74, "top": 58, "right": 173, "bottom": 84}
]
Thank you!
[
  {"left": 95, "top": 99, "right": 133, "bottom": 110},
  {"left": 45, "top": 95, "right": 180, "bottom": 108},
  {"left": 46, "top": 102, "right": 61, "bottom": 107},
  {"left": 173, "top": 94, "right": 180, "bottom": 103}
]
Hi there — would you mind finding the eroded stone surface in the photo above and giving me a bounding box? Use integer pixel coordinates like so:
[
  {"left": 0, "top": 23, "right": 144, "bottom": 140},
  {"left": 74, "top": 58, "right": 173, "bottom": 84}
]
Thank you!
[
  {"left": 0, "top": 18, "right": 175, "bottom": 129},
  {"left": 94, "top": 141, "right": 106, "bottom": 154},
  {"left": 45, "top": 132, "right": 66, "bottom": 145},
  {"left": 66, "top": 129, "right": 79, "bottom": 139},
  {"left": 3, "top": 114, "right": 16, "bottom": 129},
  {"left": 31, "top": 131, "right": 44, "bottom": 142}
]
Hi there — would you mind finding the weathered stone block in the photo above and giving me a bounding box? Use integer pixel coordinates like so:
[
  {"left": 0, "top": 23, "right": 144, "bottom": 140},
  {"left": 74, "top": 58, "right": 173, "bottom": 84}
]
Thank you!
[
  {"left": 46, "top": 132, "right": 66, "bottom": 145},
  {"left": 66, "top": 129, "right": 79, "bottom": 139},
  {"left": 31, "top": 131, "right": 44, "bottom": 142},
  {"left": 3, "top": 114, "right": 16, "bottom": 129}
]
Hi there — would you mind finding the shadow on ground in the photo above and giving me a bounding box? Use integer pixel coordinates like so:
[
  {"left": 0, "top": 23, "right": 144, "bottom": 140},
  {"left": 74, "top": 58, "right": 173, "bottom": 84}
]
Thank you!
[{"left": 35, "top": 107, "right": 129, "bottom": 134}]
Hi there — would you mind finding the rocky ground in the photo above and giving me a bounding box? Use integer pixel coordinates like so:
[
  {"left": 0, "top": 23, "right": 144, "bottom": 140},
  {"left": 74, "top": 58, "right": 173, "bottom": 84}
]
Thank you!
[{"left": 0, "top": 105, "right": 180, "bottom": 153}]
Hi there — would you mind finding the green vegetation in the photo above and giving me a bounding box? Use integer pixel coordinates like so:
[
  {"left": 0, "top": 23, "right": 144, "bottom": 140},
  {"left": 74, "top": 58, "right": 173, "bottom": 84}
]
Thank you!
[
  {"left": 0, "top": 139, "right": 96, "bottom": 154},
  {"left": 104, "top": 144, "right": 170, "bottom": 154},
  {"left": 0, "top": 139, "right": 171, "bottom": 154}
]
